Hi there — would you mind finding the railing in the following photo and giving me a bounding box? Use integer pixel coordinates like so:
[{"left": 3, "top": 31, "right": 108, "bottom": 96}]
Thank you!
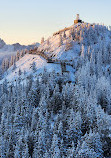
[{"left": 28, "top": 49, "right": 73, "bottom": 73}]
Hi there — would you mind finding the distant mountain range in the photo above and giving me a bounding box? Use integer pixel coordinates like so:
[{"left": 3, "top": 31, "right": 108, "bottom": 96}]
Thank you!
[
  {"left": 0, "top": 38, "right": 40, "bottom": 52},
  {"left": 0, "top": 38, "right": 40, "bottom": 65}
]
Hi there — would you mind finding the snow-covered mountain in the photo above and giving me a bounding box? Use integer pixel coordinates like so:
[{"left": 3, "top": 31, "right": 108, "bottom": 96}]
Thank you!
[
  {"left": 1, "top": 22, "right": 111, "bottom": 84},
  {"left": 0, "top": 38, "right": 39, "bottom": 52},
  {"left": 0, "top": 38, "right": 39, "bottom": 65},
  {"left": 0, "top": 21, "right": 111, "bottom": 158}
]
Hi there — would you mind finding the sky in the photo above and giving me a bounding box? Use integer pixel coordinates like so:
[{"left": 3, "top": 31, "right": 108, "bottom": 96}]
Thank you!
[{"left": 0, "top": 0, "right": 111, "bottom": 45}]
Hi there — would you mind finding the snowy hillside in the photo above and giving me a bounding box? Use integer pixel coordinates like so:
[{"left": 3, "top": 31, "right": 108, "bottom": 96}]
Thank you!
[
  {"left": 38, "top": 24, "right": 80, "bottom": 60},
  {"left": 2, "top": 54, "right": 60, "bottom": 82},
  {"left": 1, "top": 22, "right": 111, "bottom": 84},
  {"left": 38, "top": 23, "right": 111, "bottom": 61},
  {"left": 0, "top": 21, "right": 111, "bottom": 158},
  {"left": 1, "top": 53, "right": 75, "bottom": 84}
]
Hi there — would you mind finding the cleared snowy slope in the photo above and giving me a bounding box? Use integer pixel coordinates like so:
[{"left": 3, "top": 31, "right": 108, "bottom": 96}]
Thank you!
[
  {"left": 0, "top": 54, "right": 61, "bottom": 83},
  {"left": 0, "top": 53, "right": 75, "bottom": 84}
]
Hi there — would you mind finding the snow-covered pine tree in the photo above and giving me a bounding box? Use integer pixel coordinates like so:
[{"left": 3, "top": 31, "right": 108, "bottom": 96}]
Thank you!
[
  {"left": 58, "top": 34, "right": 63, "bottom": 47},
  {"left": 51, "top": 134, "right": 61, "bottom": 158},
  {"left": 63, "top": 31, "right": 66, "bottom": 38},
  {"left": 10, "top": 56, "right": 14, "bottom": 67},
  {"left": 65, "top": 38, "right": 72, "bottom": 51},
  {"left": 18, "top": 68, "right": 22, "bottom": 76},
  {"left": 41, "top": 37, "right": 44, "bottom": 44},
  {"left": 16, "top": 50, "right": 20, "bottom": 61},
  {"left": 12, "top": 62, "right": 16, "bottom": 71},
  {"left": 31, "top": 61, "right": 37, "bottom": 73}
]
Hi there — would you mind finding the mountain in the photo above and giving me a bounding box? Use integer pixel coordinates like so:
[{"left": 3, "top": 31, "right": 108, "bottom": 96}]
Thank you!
[
  {"left": 1, "top": 22, "right": 111, "bottom": 84},
  {"left": 0, "top": 38, "right": 40, "bottom": 66},
  {"left": 0, "top": 38, "right": 39, "bottom": 52},
  {"left": 0, "top": 38, "right": 6, "bottom": 49},
  {"left": 0, "top": 21, "right": 111, "bottom": 158}
]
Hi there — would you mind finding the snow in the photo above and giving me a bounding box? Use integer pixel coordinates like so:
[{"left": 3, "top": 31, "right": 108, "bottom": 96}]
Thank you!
[
  {"left": 37, "top": 24, "right": 80, "bottom": 61},
  {"left": 0, "top": 50, "right": 16, "bottom": 58},
  {"left": 0, "top": 38, "right": 40, "bottom": 63},
  {"left": 0, "top": 54, "right": 62, "bottom": 84},
  {"left": 1, "top": 22, "right": 110, "bottom": 85},
  {"left": 0, "top": 21, "right": 111, "bottom": 158},
  {"left": 0, "top": 52, "right": 76, "bottom": 84}
]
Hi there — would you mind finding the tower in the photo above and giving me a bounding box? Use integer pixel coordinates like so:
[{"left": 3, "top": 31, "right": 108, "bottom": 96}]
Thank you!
[
  {"left": 76, "top": 14, "right": 80, "bottom": 20},
  {"left": 74, "top": 14, "right": 82, "bottom": 24}
]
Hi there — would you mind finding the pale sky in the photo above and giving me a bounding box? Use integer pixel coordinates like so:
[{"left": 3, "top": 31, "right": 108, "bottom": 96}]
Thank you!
[{"left": 0, "top": 0, "right": 110, "bottom": 45}]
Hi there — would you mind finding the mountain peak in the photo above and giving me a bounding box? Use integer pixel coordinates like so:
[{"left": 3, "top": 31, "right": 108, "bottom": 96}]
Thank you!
[
  {"left": 1, "top": 21, "right": 110, "bottom": 84},
  {"left": 0, "top": 38, "right": 6, "bottom": 49}
]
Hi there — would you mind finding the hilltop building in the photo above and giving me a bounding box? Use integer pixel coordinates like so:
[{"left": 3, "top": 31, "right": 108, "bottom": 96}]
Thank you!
[{"left": 74, "top": 14, "right": 82, "bottom": 24}]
